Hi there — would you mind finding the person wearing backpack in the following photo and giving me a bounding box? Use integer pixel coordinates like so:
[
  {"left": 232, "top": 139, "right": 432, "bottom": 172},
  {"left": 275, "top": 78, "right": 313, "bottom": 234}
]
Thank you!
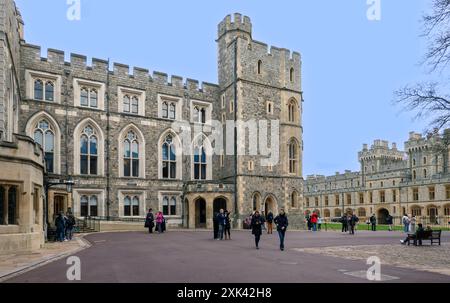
[
  {"left": 65, "top": 211, "right": 76, "bottom": 241},
  {"left": 266, "top": 211, "right": 274, "bottom": 234}
]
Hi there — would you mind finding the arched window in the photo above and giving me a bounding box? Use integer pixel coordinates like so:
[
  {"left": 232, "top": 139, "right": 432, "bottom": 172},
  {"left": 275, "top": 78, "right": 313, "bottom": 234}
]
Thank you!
[
  {"left": 162, "top": 135, "right": 177, "bottom": 179},
  {"left": 34, "top": 119, "right": 55, "bottom": 173},
  {"left": 90, "top": 196, "right": 98, "bottom": 217},
  {"left": 290, "top": 68, "right": 294, "bottom": 82},
  {"left": 45, "top": 81, "right": 54, "bottom": 101},
  {"left": 80, "top": 125, "right": 98, "bottom": 175},
  {"left": 162, "top": 102, "right": 168, "bottom": 118},
  {"left": 257, "top": 60, "right": 262, "bottom": 74},
  {"left": 34, "top": 79, "right": 43, "bottom": 100},
  {"left": 124, "top": 196, "right": 140, "bottom": 217},
  {"left": 413, "top": 159, "right": 416, "bottom": 166},
  {"left": 423, "top": 157, "right": 427, "bottom": 165},
  {"left": 123, "top": 131, "right": 140, "bottom": 177},
  {"left": 252, "top": 193, "right": 261, "bottom": 211},
  {"left": 162, "top": 196, "right": 169, "bottom": 215},
  {"left": 80, "top": 87, "right": 89, "bottom": 106},
  {"left": 194, "top": 145, "right": 207, "bottom": 180},
  {"left": 291, "top": 191, "right": 298, "bottom": 208},
  {"left": 162, "top": 196, "right": 177, "bottom": 216},
  {"left": 80, "top": 87, "right": 98, "bottom": 108},
  {"left": 411, "top": 205, "right": 422, "bottom": 216},
  {"left": 288, "top": 139, "right": 299, "bottom": 174},
  {"left": 123, "top": 95, "right": 131, "bottom": 113},
  {"left": 288, "top": 99, "right": 297, "bottom": 122},
  {"left": 80, "top": 195, "right": 99, "bottom": 217},
  {"left": 169, "top": 103, "right": 176, "bottom": 120},
  {"left": 131, "top": 96, "right": 139, "bottom": 114},
  {"left": 90, "top": 89, "right": 98, "bottom": 108}
]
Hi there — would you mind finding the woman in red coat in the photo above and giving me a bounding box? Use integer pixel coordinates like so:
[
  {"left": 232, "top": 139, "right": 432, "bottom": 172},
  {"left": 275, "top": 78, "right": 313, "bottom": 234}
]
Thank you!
[{"left": 311, "top": 212, "right": 318, "bottom": 232}]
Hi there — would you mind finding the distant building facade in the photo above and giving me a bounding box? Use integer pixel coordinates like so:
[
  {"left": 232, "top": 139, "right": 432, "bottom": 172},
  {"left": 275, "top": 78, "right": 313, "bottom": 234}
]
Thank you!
[
  {"left": 305, "top": 132, "right": 450, "bottom": 225},
  {"left": 1, "top": 0, "right": 305, "bottom": 234}
]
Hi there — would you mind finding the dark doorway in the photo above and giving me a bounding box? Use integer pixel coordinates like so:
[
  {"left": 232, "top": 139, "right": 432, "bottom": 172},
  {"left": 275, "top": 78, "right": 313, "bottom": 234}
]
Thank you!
[
  {"left": 54, "top": 195, "right": 65, "bottom": 219},
  {"left": 195, "top": 198, "right": 207, "bottom": 228},
  {"left": 378, "top": 208, "right": 390, "bottom": 225},
  {"left": 213, "top": 198, "right": 227, "bottom": 215}
]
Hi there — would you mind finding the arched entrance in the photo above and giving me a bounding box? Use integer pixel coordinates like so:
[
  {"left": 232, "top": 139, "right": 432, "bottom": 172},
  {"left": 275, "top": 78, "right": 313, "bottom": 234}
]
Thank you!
[
  {"left": 378, "top": 208, "right": 390, "bottom": 225},
  {"left": 427, "top": 205, "right": 438, "bottom": 224},
  {"left": 264, "top": 195, "right": 278, "bottom": 216},
  {"left": 213, "top": 197, "right": 227, "bottom": 215},
  {"left": 195, "top": 198, "right": 207, "bottom": 228}
]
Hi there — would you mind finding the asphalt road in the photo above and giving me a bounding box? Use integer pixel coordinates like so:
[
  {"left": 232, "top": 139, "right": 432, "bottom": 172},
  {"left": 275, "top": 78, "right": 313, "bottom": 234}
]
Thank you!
[{"left": 6, "top": 230, "right": 450, "bottom": 283}]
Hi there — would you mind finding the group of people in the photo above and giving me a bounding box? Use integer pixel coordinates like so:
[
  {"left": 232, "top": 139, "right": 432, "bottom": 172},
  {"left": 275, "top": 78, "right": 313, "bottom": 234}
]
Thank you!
[
  {"left": 401, "top": 213, "right": 417, "bottom": 233},
  {"left": 54, "top": 209, "right": 76, "bottom": 242},
  {"left": 339, "top": 213, "right": 360, "bottom": 235},
  {"left": 213, "top": 209, "right": 232, "bottom": 240},
  {"left": 250, "top": 209, "right": 288, "bottom": 251},
  {"left": 305, "top": 211, "right": 323, "bottom": 232},
  {"left": 145, "top": 209, "right": 167, "bottom": 234}
]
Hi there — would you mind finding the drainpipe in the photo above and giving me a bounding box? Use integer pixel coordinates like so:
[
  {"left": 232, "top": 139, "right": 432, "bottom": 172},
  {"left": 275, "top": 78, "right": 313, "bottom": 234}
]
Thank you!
[
  {"left": 106, "top": 59, "right": 111, "bottom": 220},
  {"left": 233, "top": 38, "right": 239, "bottom": 228}
]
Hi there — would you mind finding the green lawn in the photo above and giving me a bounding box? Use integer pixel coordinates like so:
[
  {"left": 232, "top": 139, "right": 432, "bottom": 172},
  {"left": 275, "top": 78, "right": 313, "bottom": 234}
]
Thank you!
[{"left": 318, "top": 223, "right": 450, "bottom": 232}]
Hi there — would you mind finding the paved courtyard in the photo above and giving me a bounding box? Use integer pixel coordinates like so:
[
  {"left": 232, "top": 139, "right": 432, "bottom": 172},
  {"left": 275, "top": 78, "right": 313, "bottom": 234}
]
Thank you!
[{"left": 4, "top": 230, "right": 450, "bottom": 283}]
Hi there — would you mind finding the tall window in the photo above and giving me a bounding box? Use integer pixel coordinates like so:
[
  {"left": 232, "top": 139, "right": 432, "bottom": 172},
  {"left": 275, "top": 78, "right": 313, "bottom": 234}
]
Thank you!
[
  {"left": 413, "top": 188, "right": 419, "bottom": 201},
  {"left": 34, "top": 79, "right": 54, "bottom": 101},
  {"left": 446, "top": 185, "right": 450, "bottom": 199},
  {"left": 124, "top": 196, "right": 140, "bottom": 217},
  {"left": 424, "top": 169, "right": 428, "bottom": 178},
  {"left": 288, "top": 140, "right": 298, "bottom": 174},
  {"left": 123, "top": 95, "right": 138, "bottom": 114},
  {"left": 429, "top": 187, "right": 435, "bottom": 200},
  {"left": 380, "top": 191, "right": 386, "bottom": 203},
  {"left": 359, "top": 193, "right": 364, "bottom": 204},
  {"left": 131, "top": 96, "right": 139, "bottom": 114},
  {"left": 80, "top": 195, "right": 98, "bottom": 217},
  {"left": 194, "top": 144, "right": 207, "bottom": 180},
  {"left": 393, "top": 190, "right": 397, "bottom": 202},
  {"left": 290, "top": 68, "right": 294, "bottom": 82},
  {"left": 193, "top": 106, "right": 206, "bottom": 124},
  {"left": 288, "top": 99, "right": 297, "bottom": 122},
  {"left": 162, "top": 135, "right": 177, "bottom": 179},
  {"left": 162, "top": 102, "right": 176, "bottom": 120},
  {"left": 34, "top": 120, "right": 55, "bottom": 173},
  {"left": 123, "top": 95, "right": 130, "bottom": 113},
  {"left": 257, "top": 60, "right": 262, "bottom": 74},
  {"left": 80, "top": 87, "right": 98, "bottom": 108},
  {"left": 80, "top": 126, "right": 98, "bottom": 175},
  {"left": 123, "top": 131, "right": 139, "bottom": 177},
  {"left": 291, "top": 191, "right": 298, "bottom": 208},
  {"left": 162, "top": 196, "right": 177, "bottom": 216}
]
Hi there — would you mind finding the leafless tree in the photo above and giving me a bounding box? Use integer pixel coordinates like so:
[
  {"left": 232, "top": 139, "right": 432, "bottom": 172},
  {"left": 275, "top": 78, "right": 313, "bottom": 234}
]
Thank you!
[{"left": 394, "top": 0, "right": 450, "bottom": 133}]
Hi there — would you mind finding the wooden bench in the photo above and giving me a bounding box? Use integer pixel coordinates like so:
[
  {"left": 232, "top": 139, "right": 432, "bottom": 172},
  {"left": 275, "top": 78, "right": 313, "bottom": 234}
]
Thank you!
[{"left": 407, "top": 230, "right": 441, "bottom": 246}]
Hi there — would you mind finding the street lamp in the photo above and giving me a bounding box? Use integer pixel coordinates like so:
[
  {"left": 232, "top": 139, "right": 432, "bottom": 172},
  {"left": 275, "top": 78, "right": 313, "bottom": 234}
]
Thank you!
[{"left": 43, "top": 176, "right": 75, "bottom": 240}]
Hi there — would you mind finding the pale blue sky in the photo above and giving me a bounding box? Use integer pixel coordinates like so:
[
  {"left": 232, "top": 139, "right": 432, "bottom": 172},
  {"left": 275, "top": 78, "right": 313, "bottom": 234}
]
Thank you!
[{"left": 16, "top": 0, "right": 437, "bottom": 176}]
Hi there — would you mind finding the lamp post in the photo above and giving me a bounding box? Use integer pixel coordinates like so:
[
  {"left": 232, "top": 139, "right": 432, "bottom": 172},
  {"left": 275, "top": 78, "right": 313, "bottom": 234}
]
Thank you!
[{"left": 43, "top": 175, "right": 75, "bottom": 241}]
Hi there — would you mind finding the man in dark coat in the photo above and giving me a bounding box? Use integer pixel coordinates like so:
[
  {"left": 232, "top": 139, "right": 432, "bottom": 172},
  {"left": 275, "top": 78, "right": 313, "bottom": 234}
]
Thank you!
[
  {"left": 370, "top": 214, "right": 377, "bottom": 231},
  {"left": 217, "top": 209, "right": 227, "bottom": 240},
  {"left": 274, "top": 209, "right": 289, "bottom": 251},
  {"left": 251, "top": 211, "right": 264, "bottom": 249},
  {"left": 145, "top": 209, "right": 155, "bottom": 234},
  {"left": 55, "top": 212, "right": 66, "bottom": 242},
  {"left": 386, "top": 215, "right": 393, "bottom": 231},
  {"left": 266, "top": 211, "right": 274, "bottom": 234},
  {"left": 349, "top": 214, "right": 359, "bottom": 235},
  {"left": 65, "top": 211, "right": 76, "bottom": 241},
  {"left": 341, "top": 215, "right": 348, "bottom": 233}
]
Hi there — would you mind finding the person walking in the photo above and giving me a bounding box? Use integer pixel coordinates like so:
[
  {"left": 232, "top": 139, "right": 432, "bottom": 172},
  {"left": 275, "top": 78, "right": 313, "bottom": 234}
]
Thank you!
[
  {"left": 274, "top": 209, "right": 289, "bottom": 251},
  {"left": 349, "top": 214, "right": 359, "bottom": 235},
  {"left": 251, "top": 211, "right": 264, "bottom": 249},
  {"left": 402, "top": 213, "right": 410, "bottom": 233},
  {"left": 55, "top": 212, "right": 66, "bottom": 242},
  {"left": 317, "top": 216, "right": 323, "bottom": 231},
  {"left": 409, "top": 215, "right": 417, "bottom": 234},
  {"left": 370, "top": 214, "right": 377, "bottom": 231},
  {"left": 305, "top": 213, "right": 312, "bottom": 231},
  {"left": 217, "top": 209, "right": 227, "bottom": 240},
  {"left": 386, "top": 214, "right": 393, "bottom": 231},
  {"left": 341, "top": 214, "right": 348, "bottom": 233},
  {"left": 145, "top": 209, "right": 155, "bottom": 234},
  {"left": 156, "top": 211, "right": 164, "bottom": 233},
  {"left": 266, "top": 211, "right": 274, "bottom": 234},
  {"left": 224, "top": 210, "right": 232, "bottom": 240},
  {"left": 65, "top": 211, "right": 76, "bottom": 241},
  {"left": 310, "top": 211, "right": 318, "bottom": 232}
]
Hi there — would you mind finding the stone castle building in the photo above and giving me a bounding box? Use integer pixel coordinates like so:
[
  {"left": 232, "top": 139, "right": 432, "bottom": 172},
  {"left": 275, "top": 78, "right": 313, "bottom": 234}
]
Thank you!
[
  {"left": 304, "top": 132, "right": 450, "bottom": 225},
  {"left": 1, "top": 0, "right": 305, "bottom": 247}
]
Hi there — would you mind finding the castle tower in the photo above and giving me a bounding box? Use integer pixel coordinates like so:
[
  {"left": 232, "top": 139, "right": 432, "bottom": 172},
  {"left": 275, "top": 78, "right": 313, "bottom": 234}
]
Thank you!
[{"left": 217, "top": 14, "right": 304, "bottom": 227}]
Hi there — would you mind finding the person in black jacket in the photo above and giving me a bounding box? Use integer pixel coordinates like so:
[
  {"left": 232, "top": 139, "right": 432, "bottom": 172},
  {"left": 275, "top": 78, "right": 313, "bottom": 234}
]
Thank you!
[
  {"left": 266, "top": 211, "right": 274, "bottom": 234},
  {"left": 145, "top": 209, "right": 155, "bottom": 234},
  {"left": 55, "top": 212, "right": 66, "bottom": 242},
  {"left": 348, "top": 214, "right": 359, "bottom": 235},
  {"left": 224, "top": 210, "right": 232, "bottom": 240},
  {"left": 251, "top": 211, "right": 264, "bottom": 249},
  {"left": 370, "top": 214, "right": 377, "bottom": 231},
  {"left": 274, "top": 209, "right": 289, "bottom": 251},
  {"left": 341, "top": 215, "right": 348, "bottom": 233}
]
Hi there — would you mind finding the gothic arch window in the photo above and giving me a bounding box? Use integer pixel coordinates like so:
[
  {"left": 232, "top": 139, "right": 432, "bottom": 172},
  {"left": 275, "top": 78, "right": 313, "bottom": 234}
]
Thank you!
[
  {"left": 162, "top": 196, "right": 177, "bottom": 216},
  {"left": 193, "top": 106, "right": 206, "bottom": 124},
  {"left": 131, "top": 96, "right": 139, "bottom": 114},
  {"left": 162, "top": 134, "right": 177, "bottom": 179},
  {"left": 118, "top": 125, "right": 145, "bottom": 178},
  {"left": 424, "top": 169, "right": 427, "bottom": 178},
  {"left": 162, "top": 102, "right": 169, "bottom": 118},
  {"left": 80, "top": 126, "right": 98, "bottom": 175},
  {"left": 413, "top": 170, "right": 417, "bottom": 180},
  {"left": 169, "top": 103, "right": 176, "bottom": 120},
  {"left": 33, "top": 79, "right": 54, "bottom": 101},
  {"left": 80, "top": 195, "right": 99, "bottom": 217},
  {"left": 34, "top": 119, "right": 55, "bottom": 173},
  {"left": 123, "top": 95, "right": 131, "bottom": 113},
  {"left": 27, "top": 112, "right": 61, "bottom": 174},
  {"left": 288, "top": 139, "right": 299, "bottom": 175},
  {"left": 124, "top": 131, "right": 140, "bottom": 178},
  {"left": 287, "top": 98, "right": 298, "bottom": 123},
  {"left": 74, "top": 119, "right": 104, "bottom": 176},
  {"left": 34, "top": 79, "right": 43, "bottom": 100},
  {"left": 252, "top": 192, "right": 261, "bottom": 211}
]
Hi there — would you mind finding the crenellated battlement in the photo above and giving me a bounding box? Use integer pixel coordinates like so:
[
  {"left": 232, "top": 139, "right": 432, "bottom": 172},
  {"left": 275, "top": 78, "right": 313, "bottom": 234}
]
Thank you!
[
  {"left": 358, "top": 139, "right": 404, "bottom": 162},
  {"left": 20, "top": 43, "right": 219, "bottom": 93},
  {"left": 218, "top": 13, "right": 252, "bottom": 40}
]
